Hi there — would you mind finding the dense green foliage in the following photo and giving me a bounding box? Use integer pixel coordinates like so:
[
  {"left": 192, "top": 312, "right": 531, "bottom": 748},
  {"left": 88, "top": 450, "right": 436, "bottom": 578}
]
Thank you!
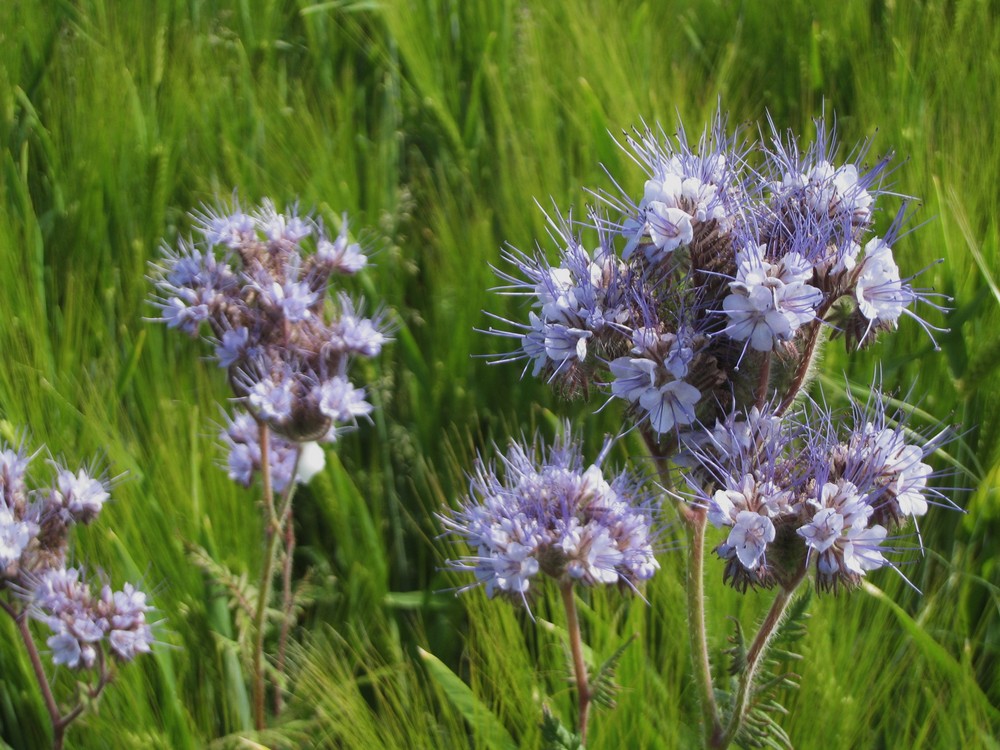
[{"left": 1, "top": 0, "right": 998, "bottom": 747}]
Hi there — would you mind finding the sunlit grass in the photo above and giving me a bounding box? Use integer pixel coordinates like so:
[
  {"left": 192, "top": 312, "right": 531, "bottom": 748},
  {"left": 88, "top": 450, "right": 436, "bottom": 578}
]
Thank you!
[{"left": 1, "top": 0, "right": 997, "bottom": 747}]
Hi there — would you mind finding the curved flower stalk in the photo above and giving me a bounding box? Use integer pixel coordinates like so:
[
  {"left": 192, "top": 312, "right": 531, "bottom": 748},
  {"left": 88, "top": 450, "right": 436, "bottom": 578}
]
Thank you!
[
  {"left": 486, "top": 109, "right": 953, "bottom": 748},
  {"left": 0, "top": 441, "right": 153, "bottom": 750},
  {"left": 440, "top": 426, "right": 660, "bottom": 745},
  {"left": 150, "top": 195, "right": 387, "bottom": 729}
]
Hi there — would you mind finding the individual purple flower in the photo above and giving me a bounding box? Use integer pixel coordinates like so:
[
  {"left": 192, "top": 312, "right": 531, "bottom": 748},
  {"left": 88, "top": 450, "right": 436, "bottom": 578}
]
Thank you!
[
  {"left": 854, "top": 237, "right": 908, "bottom": 325},
  {"left": 50, "top": 466, "right": 110, "bottom": 525},
  {"left": 215, "top": 326, "right": 252, "bottom": 369},
  {"left": 316, "top": 220, "right": 367, "bottom": 275},
  {"left": 0, "top": 508, "right": 35, "bottom": 575},
  {"left": 100, "top": 583, "right": 154, "bottom": 662},
  {"left": 0, "top": 444, "right": 32, "bottom": 512},
  {"left": 440, "top": 427, "right": 660, "bottom": 607},
  {"left": 316, "top": 376, "right": 373, "bottom": 424}
]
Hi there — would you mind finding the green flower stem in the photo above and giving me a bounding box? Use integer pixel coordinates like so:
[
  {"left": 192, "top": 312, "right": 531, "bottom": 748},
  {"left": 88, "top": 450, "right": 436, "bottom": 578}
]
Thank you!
[
  {"left": 2, "top": 600, "right": 111, "bottom": 750},
  {"left": 685, "top": 508, "right": 724, "bottom": 748},
  {"left": 640, "top": 428, "right": 717, "bottom": 741},
  {"left": 274, "top": 449, "right": 302, "bottom": 718},
  {"left": 716, "top": 568, "right": 807, "bottom": 749},
  {"left": 560, "top": 581, "right": 591, "bottom": 746},
  {"left": 252, "top": 419, "right": 279, "bottom": 731},
  {"left": 3, "top": 601, "right": 63, "bottom": 749}
]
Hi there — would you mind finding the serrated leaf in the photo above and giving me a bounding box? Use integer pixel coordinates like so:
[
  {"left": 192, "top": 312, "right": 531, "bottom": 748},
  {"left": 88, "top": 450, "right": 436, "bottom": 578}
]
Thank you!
[
  {"left": 540, "top": 705, "right": 584, "bottom": 750},
  {"left": 185, "top": 542, "right": 257, "bottom": 619},
  {"left": 417, "top": 647, "right": 518, "bottom": 750},
  {"left": 589, "top": 633, "right": 637, "bottom": 711}
]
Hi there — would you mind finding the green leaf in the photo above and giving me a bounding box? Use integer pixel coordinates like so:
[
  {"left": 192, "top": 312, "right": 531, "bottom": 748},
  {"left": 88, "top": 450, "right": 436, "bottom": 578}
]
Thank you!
[
  {"left": 540, "top": 705, "right": 584, "bottom": 750},
  {"left": 417, "top": 647, "right": 518, "bottom": 750},
  {"left": 589, "top": 633, "right": 638, "bottom": 711}
]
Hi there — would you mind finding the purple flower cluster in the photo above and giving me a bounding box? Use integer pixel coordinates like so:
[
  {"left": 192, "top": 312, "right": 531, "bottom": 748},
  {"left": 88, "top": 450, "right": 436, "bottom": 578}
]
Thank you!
[
  {"left": 440, "top": 428, "right": 659, "bottom": 605},
  {"left": 219, "top": 411, "right": 327, "bottom": 492},
  {"left": 150, "top": 197, "right": 386, "bottom": 478},
  {"left": 688, "top": 393, "right": 949, "bottom": 592},
  {"left": 491, "top": 113, "right": 943, "bottom": 436},
  {"left": 0, "top": 441, "right": 153, "bottom": 668},
  {"left": 33, "top": 568, "right": 152, "bottom": 668}
]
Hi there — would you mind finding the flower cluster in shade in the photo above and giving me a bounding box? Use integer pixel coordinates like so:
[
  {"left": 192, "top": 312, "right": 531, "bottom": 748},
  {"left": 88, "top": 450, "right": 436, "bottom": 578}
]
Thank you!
[
  {"left": 150, "top": 196, "right": 387, "bottom": 485},
  {"left": 489, "top": 112, "right": 944, "bottom": 436},
  {"left": 683, "top": 392, "right": 951, "bottom": 592},
  {"left": 440, "top": 427, "right": 660, "bottom": 605},
  {"left": 0, "top": 441, "right": 153, "bottom": 669}
]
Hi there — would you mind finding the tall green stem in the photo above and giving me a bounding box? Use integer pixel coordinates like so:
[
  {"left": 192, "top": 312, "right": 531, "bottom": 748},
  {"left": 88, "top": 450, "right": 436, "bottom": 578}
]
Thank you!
[
  {"left": 686, "top": 509, "right": 724, "bottom": 747},
  {"left": 560, "top": 582, "right": 591, "bottom": 746},
  {"left": 252, "top": 419, "right": 279, "bottom": 731},
  {"left": 274, "top": 449, "right": 301, "bottom": 718},
  {"left": 715, "top": 570, "right": 806, "bottom": 749}
]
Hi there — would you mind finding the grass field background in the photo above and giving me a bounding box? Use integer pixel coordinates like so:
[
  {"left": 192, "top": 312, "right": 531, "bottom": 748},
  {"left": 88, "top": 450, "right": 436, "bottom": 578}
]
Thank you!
[{"left": 1, "top": 1, "right": 998, "bottom": 747}]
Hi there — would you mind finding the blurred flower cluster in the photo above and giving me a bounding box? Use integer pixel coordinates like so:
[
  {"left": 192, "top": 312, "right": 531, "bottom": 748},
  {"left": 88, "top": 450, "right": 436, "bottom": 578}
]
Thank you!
[
  {"left": 150, "top": 197, "right": 386, "bottom": 483},
  {"left": 0, "top": 440, "right": 152, "bottom": 670}
]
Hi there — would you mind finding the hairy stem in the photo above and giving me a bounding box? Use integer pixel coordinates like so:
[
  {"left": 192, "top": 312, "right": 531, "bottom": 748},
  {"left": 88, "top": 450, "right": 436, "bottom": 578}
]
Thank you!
[
  {"left": 640, "top": 429, "right": 718, "bottom": 741},
  {"left": 252, "top": 419, "right": 279, "bottom": 731},
  {"left": 560, "top": 582, "right": 591, "bottom": 745},
  {"left": 716, "top": 568, "right": 807, "bottom": 749},
  {"left": 641, "top": 428, "right": 692, "bottom": 523},
  {"left": 274, "top": 449, "right": 301, "bottom": 718},
  {"left": 686, "top": 509, "right": 724, "bottom": 747},
  {"left": 776, "top": 308, "right": 831, "bottom": 416},
  {"left": 8, "top": 605, "right": 65, "bottom": 749}
]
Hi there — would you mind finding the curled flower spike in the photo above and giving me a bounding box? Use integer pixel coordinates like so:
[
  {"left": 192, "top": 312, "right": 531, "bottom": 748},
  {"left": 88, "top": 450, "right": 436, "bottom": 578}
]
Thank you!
[
  {"left": 439, "top": 426, "right": 660, "bottom": 609},
  {"left": 149, "top": 195, "right": 387, "bottom": 445},
  {"left": 687, "top": 386, "right": 954, "bottom": 593},
  {"left": 488, "top": 108, "right": 946, "bottom": 441},
  {"left": 30, "top": 567, "right": 154, "bottom": 669}
]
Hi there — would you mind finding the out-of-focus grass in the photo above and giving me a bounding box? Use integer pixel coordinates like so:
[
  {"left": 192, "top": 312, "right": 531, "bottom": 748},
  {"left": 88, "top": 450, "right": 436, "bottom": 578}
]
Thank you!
[{"left": 0, "top": 0, "right": 996, "bottom": 747}]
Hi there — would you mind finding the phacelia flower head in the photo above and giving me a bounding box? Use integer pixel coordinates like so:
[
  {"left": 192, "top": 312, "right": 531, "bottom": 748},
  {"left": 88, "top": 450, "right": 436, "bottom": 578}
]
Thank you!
[
  {"left": 30, "top": 567, "right": 154, "bottom": 669},
  {"left": 150, "top": 195, "right": 388, "bottom": 444},
  {"left": 440, "top": 425, "right": 660, "bottom": 608},
  {"left": 219, "top": 410, "right": 327, "bottom": 493},
  {"left": 689, "top": 387, "right": 953, "bottom": 593},
  {"left": 488, "top": 109, "right": 945, "bottom": 443},
  {"left": 0, "top": 433, "right": 155, "bottom": 675}
]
